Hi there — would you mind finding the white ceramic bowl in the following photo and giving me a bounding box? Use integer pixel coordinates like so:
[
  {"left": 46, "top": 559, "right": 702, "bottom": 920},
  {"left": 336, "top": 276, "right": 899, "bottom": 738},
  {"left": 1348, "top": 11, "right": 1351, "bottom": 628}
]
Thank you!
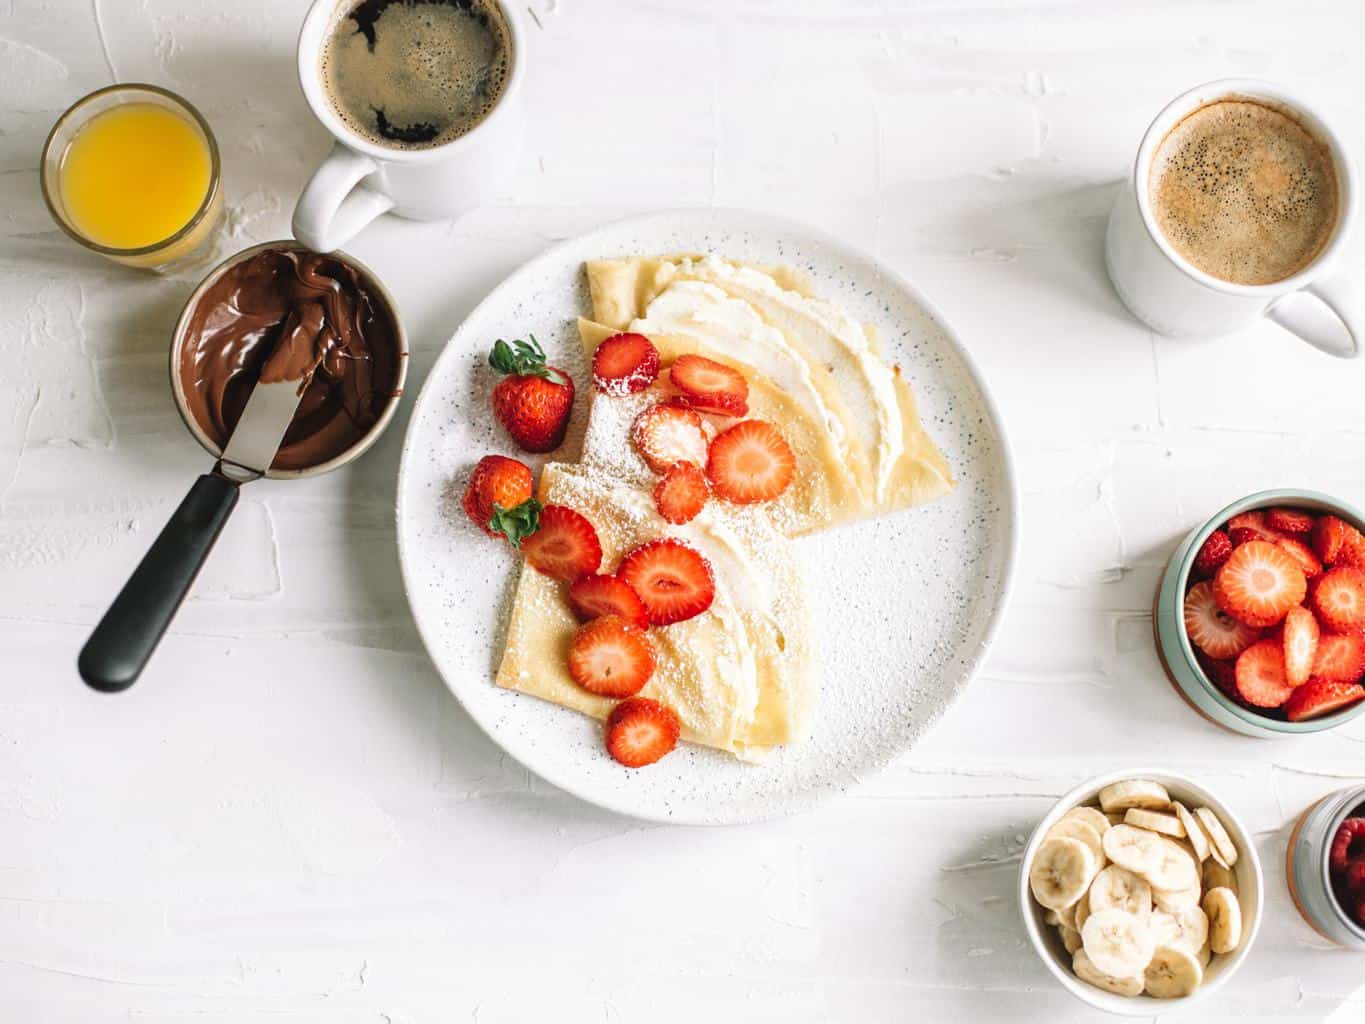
[{"left": 1018, "top": 769, "right": 1264, "bottom": 1016}]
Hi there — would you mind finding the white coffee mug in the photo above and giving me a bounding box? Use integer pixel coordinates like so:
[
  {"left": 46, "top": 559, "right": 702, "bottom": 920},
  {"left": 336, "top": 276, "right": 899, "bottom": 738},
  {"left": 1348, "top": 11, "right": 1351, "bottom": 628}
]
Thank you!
[
  {"left": 292, "top": 0, "right": 525, "bottom": 253},
  {"left": 1106, "top": 78, "right": 1361, "bottom": 358}
]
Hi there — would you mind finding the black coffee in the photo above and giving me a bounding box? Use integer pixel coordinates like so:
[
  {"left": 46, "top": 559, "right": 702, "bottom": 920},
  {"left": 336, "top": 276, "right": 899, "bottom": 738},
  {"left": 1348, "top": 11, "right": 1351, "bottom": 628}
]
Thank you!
[
  {"left": 1149, "top": 99, "right": 1338, "bottom": 286},
  {"left": 321, "top": 0, "right": 511, "bottom": 150}
]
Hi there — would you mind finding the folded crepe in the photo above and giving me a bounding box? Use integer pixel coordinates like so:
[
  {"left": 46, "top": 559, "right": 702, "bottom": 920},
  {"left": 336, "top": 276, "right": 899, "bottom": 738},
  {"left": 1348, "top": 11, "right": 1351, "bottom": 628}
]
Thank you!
[
  {"left": 584, "top": 253, "right": 955, "bottom": 534},
  {"left": 495, "top": 461, "right": 815, "bottom": 760}
]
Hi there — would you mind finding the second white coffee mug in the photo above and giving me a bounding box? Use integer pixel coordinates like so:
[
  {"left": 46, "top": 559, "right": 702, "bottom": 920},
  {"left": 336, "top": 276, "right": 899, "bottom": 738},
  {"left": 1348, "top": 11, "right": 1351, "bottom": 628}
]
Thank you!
[
  {"left": 292, "top": 0, "right": 526, "bottom": 253},
  {"left": 1106, "top": 78, "right": 1361, "bottom": 358}
]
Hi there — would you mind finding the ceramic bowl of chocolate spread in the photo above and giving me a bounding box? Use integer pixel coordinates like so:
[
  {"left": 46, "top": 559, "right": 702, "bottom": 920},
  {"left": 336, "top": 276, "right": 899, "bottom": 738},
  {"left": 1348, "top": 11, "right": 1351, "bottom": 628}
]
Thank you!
[{"left": 170, "top": 241, "right": 407, "bottom": 477}]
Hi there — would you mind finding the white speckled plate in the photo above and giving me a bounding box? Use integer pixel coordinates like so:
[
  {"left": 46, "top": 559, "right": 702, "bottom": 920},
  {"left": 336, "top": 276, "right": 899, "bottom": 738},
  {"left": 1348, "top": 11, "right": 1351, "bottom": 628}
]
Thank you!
[{"left": 396, "top": 209, "right": 1018, "bottom": 824}]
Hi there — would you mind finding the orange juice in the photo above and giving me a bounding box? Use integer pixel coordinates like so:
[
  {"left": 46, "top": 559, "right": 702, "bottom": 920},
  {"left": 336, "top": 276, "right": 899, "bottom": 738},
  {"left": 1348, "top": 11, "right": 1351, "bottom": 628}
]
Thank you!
[{"left": 58, "top": 103, "right": 212, "bottom": 250}]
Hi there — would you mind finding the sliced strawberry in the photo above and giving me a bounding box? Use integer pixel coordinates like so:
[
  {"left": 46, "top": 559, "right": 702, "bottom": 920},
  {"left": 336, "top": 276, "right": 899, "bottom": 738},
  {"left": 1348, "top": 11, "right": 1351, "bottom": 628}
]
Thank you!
[
  {"left": 520, "top": 504, "right": 602, "bottom": 582},
  {"left": 706, "top": 420, "right": 796, "bottom": 505},
  {"left": 1314, "top": 515, "right": 1351, "bottom": 565},
  {"left": 1234, "top": 640, "right": 1296, "bottom": 708},
  {"left": 1338, "top": 527, "right": 1365, "bottom": 569},
  {"left": 1193, "top": 530, "right": 1234, "bottom": 578},
  {"left": 566, "top": 615, "right": 656, "bottom": 698},
  {"left": 604, "top": 697, "right": 680, "bottom": 768},
  {"left": 617, "top": 539, "right": 716, "bottom": 625},
  {"left": 653, "top": 461, "right": 708, "bottom": 524},
  {"left": 462, "top": 455, "right": 535, "bottom": 539},
  {"left": 1267, "top": 507, "right": 1316, "bottom": 535},
  {"left": 1213, "top": 540, "right": 1307, "bottom": 627},
  {"left": 1312, "top": 567, "right": 1365, "bottom": 633},
  {"left": 1276, "top": 536, "right": 1323, "bottom": 581},
  {"left": 566, "top": 574, "right": 648, "bottom": 628},
  {"left": 1329, "top": 817, "right": 1365, "bottom": 873},
  {"left": 1284, "top": 678, "right": 1365, "bottom": 723},
  {"left": 1310, "top": 632, "right": 1365, "bottom": 684},
  {"left": 1183, "top": 581, "right": 1261, "bottom": 659},
  {"left": 1282, "top": 606, "right": 1321, "bottom": 688},
  {"left": 668, "top": 354, "right": 749, "bottom": 417},
  {"left": 1228, "top": 510, "right": 1276, "bottom": 538},
  {"left": 1228, "top": 527, "right": 1263, "bottom": 548},
  {"left": 592, "top": 333, "right": 659, "bottom": 395},
  {"left": 631, "top": 403, "right": 710, "bottom": 475}
]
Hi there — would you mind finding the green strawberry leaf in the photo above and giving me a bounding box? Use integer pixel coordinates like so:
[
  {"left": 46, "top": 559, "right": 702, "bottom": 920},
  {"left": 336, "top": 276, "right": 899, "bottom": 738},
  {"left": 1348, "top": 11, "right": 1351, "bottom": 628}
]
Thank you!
[
  {"left": 489, "top": 497, "right": 542, "bottom": 548},
  {"left": 488, "top": 334, "right": 567, "bottom": 385}
]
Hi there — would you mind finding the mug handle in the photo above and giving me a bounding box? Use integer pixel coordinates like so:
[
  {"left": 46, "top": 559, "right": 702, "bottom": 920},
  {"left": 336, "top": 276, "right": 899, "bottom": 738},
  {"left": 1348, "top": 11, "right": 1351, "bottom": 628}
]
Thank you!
[
  {"left": 1267, "top": 272, "right": 1362, "bottom": 359},
  {"left": 292, "top": 142, "right": 395, "bottom": 253}
]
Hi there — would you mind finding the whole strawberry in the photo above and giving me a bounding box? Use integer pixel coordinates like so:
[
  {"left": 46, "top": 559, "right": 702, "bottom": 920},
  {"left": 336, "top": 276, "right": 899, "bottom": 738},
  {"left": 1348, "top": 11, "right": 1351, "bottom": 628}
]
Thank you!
[
  {"left": 489, "top": 335, "right": 574, "bottom": 453},
  {"left": 462, "top": 454, "right": 538, "bottom": 541}
]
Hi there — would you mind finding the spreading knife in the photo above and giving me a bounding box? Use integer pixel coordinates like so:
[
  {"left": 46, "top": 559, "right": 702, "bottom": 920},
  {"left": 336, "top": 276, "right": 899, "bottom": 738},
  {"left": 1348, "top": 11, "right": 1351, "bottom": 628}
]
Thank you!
[{"left": 77, "top": 376, "right": 307, "bottom": 692}]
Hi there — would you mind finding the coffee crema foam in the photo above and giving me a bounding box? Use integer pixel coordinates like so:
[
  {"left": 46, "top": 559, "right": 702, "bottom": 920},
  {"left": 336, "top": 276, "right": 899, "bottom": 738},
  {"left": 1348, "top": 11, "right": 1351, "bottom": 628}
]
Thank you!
[
  {"left": 321, "top": 0, "right": 510, "bottom": 150},
  {"left": 1149, "top": 99, "right": 1338, "bottom": 286}
]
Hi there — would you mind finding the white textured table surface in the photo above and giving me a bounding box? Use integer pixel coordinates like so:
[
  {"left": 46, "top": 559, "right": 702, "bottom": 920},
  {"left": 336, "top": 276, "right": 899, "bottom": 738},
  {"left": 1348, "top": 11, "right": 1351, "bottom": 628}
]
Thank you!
[{"left": 3, "top": 1, "right": 1365, "bottom": 1020}]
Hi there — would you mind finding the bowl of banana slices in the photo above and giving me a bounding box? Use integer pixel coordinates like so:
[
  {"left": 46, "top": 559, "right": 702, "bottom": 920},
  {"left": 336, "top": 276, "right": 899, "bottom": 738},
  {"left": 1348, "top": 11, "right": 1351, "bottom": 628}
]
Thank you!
[{"left": 1019, "top": 770, "right": 1263, "bottom": 1015}]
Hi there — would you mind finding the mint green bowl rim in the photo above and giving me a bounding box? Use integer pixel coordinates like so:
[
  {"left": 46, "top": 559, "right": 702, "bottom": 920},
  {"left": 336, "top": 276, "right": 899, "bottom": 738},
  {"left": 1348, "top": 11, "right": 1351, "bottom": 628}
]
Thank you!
[{"left": 1172, "top": 487, "right": 1365, "bottom": 734}]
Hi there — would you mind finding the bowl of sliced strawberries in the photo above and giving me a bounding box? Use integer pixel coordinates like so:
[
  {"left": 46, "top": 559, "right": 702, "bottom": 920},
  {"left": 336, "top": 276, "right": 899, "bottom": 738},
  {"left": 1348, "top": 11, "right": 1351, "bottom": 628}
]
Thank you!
[
  {"left": 1155, "top": 489, "right": 1365, "bottom": 737},
  {"left": 1287, "top": 784, "right": 1365, "bottom": 950}
]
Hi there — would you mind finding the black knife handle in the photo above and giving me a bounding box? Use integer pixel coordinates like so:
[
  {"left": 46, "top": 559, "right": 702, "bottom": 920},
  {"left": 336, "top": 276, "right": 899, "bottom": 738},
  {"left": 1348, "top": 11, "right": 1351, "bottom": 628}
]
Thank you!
[{"left": 78, "top": 473, "right": 241, "bottom": 692}]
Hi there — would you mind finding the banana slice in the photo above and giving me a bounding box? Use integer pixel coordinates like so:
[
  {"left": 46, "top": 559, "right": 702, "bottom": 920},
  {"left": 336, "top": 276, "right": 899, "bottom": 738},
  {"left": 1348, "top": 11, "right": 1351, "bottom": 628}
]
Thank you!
[
  {"left": 1204, "top": 886, "right": 1242, "bottom": 954},
  {"left": 1197, "top": 939, "right": 1212, "bottom": 967},
  {"left": 1104, "top": 824, "right": 1197, "bottom": 890},
  {"left": 1203, "top": 858, "right": 1237, "bottom": 893},
  {"left": 1073, "top": 949, "right": 1144, "bottom": 997},
  {"left": 1150, "top": 910, "right": 1180, "bottom": 947},
  {"left": 1125, "top": 807, "right": 1186, "bottom": 838},
  {"left": 1174, "top": 802, "right": 1210, "bottom": 861},
  {"left": 1073, "top": 889, "right": 1093, "bottom": 933},
  {"left": 1098, "top": 779, "right": 1171, "bottom": 814},
  {"left": 1062, "top": 805, "right": 1113, "bottom": 837},
  {"left": 1030, "top": 837, "right": 1098, "bottom": 911},
  {"left": 1061, "top": 925, "right": 1084, "bottom": 954},
  {"left": 1194, "top": 807, "right": 1238, "bottom": 867},
  {"left": 1153, "top": 882, "right": 1201, "bottom": 913},
  {"left": 1082, "top": 908, "right": 1155, "bottom": 978},
  {"left": 1089, "top": 865, "right": 1153, "bottom": 916},
  {"left": 1156, "top": 905, "right": 1208, "bottom": 953},
  {"left": 1103, "top": 823, "right": 1162, "bottom": 875},
  {"left": 1047, "top": 817, "right": 1105, "bottom": 862},
  {"left": 1144, "top": 944, "right": 1203, "bottom": 999}
]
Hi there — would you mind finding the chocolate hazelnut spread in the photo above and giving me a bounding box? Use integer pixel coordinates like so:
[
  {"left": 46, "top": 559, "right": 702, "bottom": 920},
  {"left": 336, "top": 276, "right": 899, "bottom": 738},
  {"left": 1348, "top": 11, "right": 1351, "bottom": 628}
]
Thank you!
[{"left": 178, "top": 248, "right": 401, "bottom": 470}]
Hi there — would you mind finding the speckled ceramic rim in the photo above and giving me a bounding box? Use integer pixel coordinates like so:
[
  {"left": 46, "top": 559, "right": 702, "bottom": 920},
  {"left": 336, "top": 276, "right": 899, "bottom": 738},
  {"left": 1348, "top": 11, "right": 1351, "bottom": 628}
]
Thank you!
[
  {"left": 1155, "top": 488, "right": 1365, "bottom": 736},
  {"left": 39, "top": 83, "right": 222, "bottom": 259},
  {"left": 1287, "top": 784, "right": 1365, "bottom": 949},
  {"left": 1018, "top": 769, "right": 1264, "bottom": 1016},
  {"left": 168, "top": 239, "right": 408, "bottom": 480},
  {"left": 393, "top": 207, "right": 1021, "bottom": 825},
  {"left": 297, "top": 0, "right": 526, "bottom": 164},
  {"left": 1134, "top": 78, "right": 1357, "bottom": 296}
]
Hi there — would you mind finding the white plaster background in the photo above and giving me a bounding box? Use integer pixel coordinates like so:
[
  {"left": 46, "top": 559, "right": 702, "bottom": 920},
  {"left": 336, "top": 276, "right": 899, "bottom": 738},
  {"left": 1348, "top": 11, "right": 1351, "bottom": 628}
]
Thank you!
[{"left": 2, "top": 0, "right": 1365, "bottom": 1020}]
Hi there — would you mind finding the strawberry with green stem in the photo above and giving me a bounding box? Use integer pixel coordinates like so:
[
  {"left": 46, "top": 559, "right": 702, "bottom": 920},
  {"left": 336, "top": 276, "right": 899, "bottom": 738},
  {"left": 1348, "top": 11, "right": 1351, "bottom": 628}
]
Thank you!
[{"left": 489, "top": 335, "right": 575, "bottom": 453}]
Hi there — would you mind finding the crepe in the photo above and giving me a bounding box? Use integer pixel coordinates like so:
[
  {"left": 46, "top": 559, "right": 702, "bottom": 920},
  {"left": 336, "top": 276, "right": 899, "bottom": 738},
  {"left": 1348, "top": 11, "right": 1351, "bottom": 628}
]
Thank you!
[
  {"left": 584, "top": 253, "right": 955, "bottom": 533},
  {"left": 495, "top": 462, "right": 815, "bottom": 760}
]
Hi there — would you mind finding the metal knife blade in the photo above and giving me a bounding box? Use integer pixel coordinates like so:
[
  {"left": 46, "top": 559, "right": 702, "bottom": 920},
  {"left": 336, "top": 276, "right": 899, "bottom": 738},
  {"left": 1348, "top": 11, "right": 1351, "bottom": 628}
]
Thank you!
[{"left": 217, "top": 379, "right": 306, "bottom": 480}]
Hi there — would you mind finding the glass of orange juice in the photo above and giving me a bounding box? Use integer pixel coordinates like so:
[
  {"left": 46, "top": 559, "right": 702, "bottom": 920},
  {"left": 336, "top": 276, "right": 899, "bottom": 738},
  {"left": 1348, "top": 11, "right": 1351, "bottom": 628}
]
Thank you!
[{"left": 41, "top": 84, "right": 223, "bottom": 272}]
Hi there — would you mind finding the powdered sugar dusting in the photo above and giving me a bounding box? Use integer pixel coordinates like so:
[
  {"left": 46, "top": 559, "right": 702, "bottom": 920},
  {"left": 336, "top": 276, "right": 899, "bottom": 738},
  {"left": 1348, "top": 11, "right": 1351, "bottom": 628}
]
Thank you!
[{"left": 396, "top": 209, "right": 1017, "bottom": 824}]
